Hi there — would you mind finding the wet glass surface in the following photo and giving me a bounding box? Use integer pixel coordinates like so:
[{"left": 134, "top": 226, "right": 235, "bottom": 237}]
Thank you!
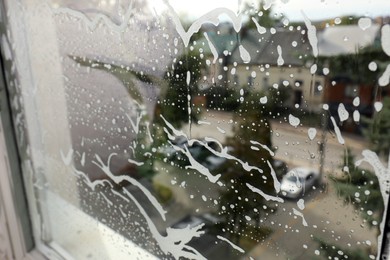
[{"left": 1, "top": 0, "right": 390, "bottom": 259}]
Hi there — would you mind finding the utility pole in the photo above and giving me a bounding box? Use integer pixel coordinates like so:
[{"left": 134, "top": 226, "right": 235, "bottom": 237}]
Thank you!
[{"left": 318, "top": 110, "right": 328, "bottom": 179}]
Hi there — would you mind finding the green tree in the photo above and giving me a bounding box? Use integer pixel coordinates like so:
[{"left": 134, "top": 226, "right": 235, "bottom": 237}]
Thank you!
[
  {"left": 156, "top": 51, "right": 203, "bottom": 129},
  {"left": 315, "top": 237, "right": 372, "bottom": 260},
  {"left": 217, "top": 94, "right": 276, "bottom": 246},
  {"left": 317, "top": 47, "right": 388, "bottom": 85},
  {"left": 242, "top": 0, "right": 280, "bottom": 29},
  {"left": 318, "top": 149, "right": 384, "bottom": 259},
  {"left": 331, "top": 148, "right": 383, "bottom": 226},
  {"left": 363, "top": 97, "right": 390, "bottom": 158}
]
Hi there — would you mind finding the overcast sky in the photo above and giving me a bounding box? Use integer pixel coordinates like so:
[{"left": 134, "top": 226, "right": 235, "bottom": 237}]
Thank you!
[{"left": 154, "top": 0, "right": 390, "bottom": 22}]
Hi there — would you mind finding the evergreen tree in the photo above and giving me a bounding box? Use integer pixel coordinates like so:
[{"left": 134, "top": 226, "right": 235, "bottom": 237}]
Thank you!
[
  {"left": 364, "top": 97, "right": 390, "bottom": 158},
  {"left": 156, "top": 51, "right": 203, "bottom": 129},
  {"left": 331, "top": 148, "right": 384, "bottom": 227},
  {"left": 217, "top": 94, "right": 276, "bottom": 246},
  {"left": 242, "top": 0, "right": 280, "bottom": 29}
]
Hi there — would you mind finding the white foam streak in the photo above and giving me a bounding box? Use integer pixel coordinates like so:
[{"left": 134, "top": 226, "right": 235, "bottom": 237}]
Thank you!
[
  {"left": 127, "top": 158, "right": 144, "bottom": 166},
  {"left": 74, "top": 167, "right": 113, "bottom": 190},
  {"left": 186, "top": 71, "right": 191, "bottom": 86},
  {"left": 330, "top": 116, "right": 345, "bottom": 145},
  {"left": 381, "top": 25, "right": 390, "bottom": 56},
  {"left": 161, "top": 115, "right": 188, "bottom": 139},
  {"left": 164, "top": 0, "right": 242, "bottom": 47},
  {"left": 92, "top": 153, "right": 167, "bottom": 220},
  {"left": 252, "top": 17, "right": 266, "bottom": 34},
  {"left": 123, "top": 189, "right": 207, "bottom": 260},
  {"left": 355, "top": 149, "right": 390, "bottom": 257},
  {"left": 176, "top": 145, "right": 221, "bottom": 183},
  {"left": 277, "top": 45, "right": 284, "bottom": 66},
  {"left": 293, "top": 208, "right": 308, "bottom": 226},
  {"left": 126, "top": 112, "right": 142, "bottom": 135},
  {"left": 379, "top": 64, "right": 390, "bottom": 87},
  {"left": 145, "top": 121, "right": 154, "bottom": 143},
  {"left": 301, "top": 11, "right": 318, "bottom": 57},
  {"left": 246, "top": 183, "right": 284, "bottom": 203},
  {"left": 267, "top": 160, "right": 281, "bottom": 192},
  {"left": 217, "top": 235, "right": 245, "bottom": 253},
  {"left": 60, "top": 148, "right": 73, "bottom": 166},
  {"left": 52, "top": 4, "right": 135, "bottom": 33},
  {"left": 204, "top": 32, "right": 218, "bottom": 63},
  {"left": 250, "top": 140, "right": 275, "bottom": 156}
]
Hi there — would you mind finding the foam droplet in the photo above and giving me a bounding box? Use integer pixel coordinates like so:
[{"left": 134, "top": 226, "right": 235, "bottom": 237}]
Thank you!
[
  {"left": 368, "top": 61, "right": 377, "bottom": 71},
  {"left": 297, "top": 199, "right": 305, "bottom": 210},
  {"left": 308, "top": 128, "right": 317, "bottom": 140},
  {"left": 310, "top": 64, "right": 317, "bottom": 74},
  {"left": 374, "top": 102, "right": 383, "bottom": 112},
  {"left": 358, "top": 17, "right": 372, "bottom": 30},
  {"left": 289, "top": 114, "right": 300, "bottom": 127},
  {"left": 353, "top": 110, "right": 360, "bottom": 122},
  {"left": 338, "top": 103, "right": 349, "bottom": 122},
  {"left": 353, "top": 97, "right": 360, "bottom": 107},
  {"left": 239, "top": 45, "right": 251, "bottom": 63}
]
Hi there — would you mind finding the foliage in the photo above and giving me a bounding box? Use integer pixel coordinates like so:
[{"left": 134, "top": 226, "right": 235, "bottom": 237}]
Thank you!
[
  {"left": 317, "top": 48, "right": 388, "bottom": 85},
  {"left": 217, "top": 93, "right": 276, "bottom": 245},
  {"left": 156, "top": 51, "right": 203, "bottom": 129},
  {"left": 315, "top": 237, "right": 372, "bottom": 260},
  {"left": 203, "top": 86, "right": 241, "bottom": 111},
  {"left": 242, "top": 0, "right": 281, "bottom": 29},
  {"left": 153, "top": 182, "right": 173, "bottom": 205},
  {"left": 331, "top": 148, "right": 384, "bottom": 227},
  {"left": 363, "top": 97, "right": 390, "bottom": 158}
]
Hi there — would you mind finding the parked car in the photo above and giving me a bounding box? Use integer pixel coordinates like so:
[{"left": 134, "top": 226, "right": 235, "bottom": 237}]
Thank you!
[
  {"left": 279, "top": 167, "right": 320, "bottom": 199},
  {"left": 272, "top": 159, "right": 288, "bottom": 180},
  {"left": 173, "top": 139, "right": 221, "bottom": 166},
  {"left": 158, "top": 136, "right": 188, "bottom": 159}
]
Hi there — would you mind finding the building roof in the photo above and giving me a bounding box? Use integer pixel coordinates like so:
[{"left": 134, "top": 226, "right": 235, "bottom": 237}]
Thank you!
[
  {"left": 230, "top": 28, "right": 311, "bottom": 66},
  {"left": 193, "top": 32, "right": 238, "bottom": 57},
  {"left": 317, "top": 24, "right": 380, "bottom": 56}
]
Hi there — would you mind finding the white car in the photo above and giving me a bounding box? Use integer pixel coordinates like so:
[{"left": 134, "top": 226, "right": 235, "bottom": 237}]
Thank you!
[{"left": 280, "top": 167, "right": 320, "bottom": 199}]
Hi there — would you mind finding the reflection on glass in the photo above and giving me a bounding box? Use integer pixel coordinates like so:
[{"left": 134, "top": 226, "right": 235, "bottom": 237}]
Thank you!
[{"left": 2, "top": 0, "right": 390, "bottom": 259}]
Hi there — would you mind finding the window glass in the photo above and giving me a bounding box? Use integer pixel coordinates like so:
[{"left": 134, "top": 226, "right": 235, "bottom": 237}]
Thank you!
[{"left": 1, "top": 0, "right": 390, "bottom": 259}]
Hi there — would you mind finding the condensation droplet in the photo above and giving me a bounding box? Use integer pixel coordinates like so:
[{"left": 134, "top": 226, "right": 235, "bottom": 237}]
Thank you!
[{"left": 260, "top": 96, "right": 268, "bottom": 104}]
